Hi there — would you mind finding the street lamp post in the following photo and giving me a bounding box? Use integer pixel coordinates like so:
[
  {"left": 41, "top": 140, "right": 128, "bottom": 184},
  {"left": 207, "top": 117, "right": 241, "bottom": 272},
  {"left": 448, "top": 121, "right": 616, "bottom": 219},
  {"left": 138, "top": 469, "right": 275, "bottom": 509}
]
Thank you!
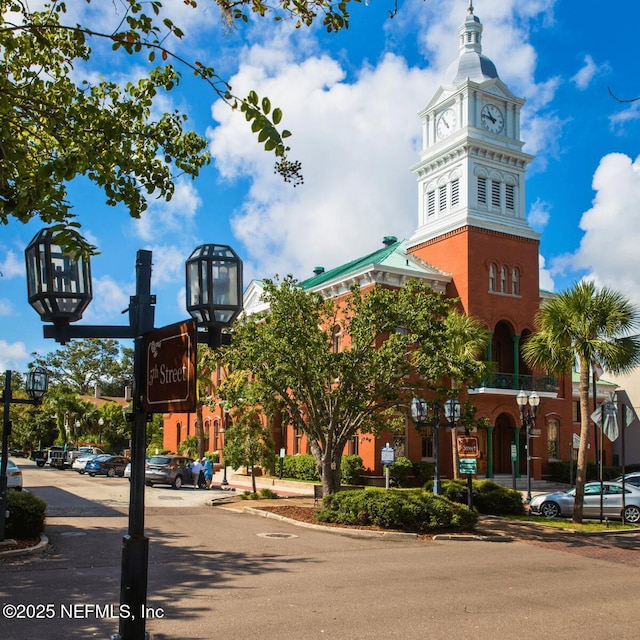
[
  {"left": 74, "top": 419, "right": 80, "bottom": 448},
  {"left": 1, "top": 366, "right": 49, "bottom": 541},
  {"left": 98, "top": 417, "right": 104, "bottom": 447},
  {"left": 221, "top": 407, "right": 230, "bottom": 488},
  {"left": 444, "top": 398, "right": 470, "bottom": 507},
  {"left": 25, "top": 229, "right": 242, "bottom": 640},
  {"left": 411, "top": 397, "right": 441, "bottom": 495},
  {"left": 516, "top": 390, "right": 540, "bottom": 503}
]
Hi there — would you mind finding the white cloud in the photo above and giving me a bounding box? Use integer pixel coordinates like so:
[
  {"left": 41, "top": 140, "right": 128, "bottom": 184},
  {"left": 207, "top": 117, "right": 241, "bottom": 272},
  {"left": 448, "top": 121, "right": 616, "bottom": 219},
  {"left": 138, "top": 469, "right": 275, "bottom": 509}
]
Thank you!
[
  {"left": 571, "top": 54, "right": 607, "bottom": 91},
  {"left": 0, "top": 250, "right": 24, "bottom": 279},
  {"left": 84, "top": 275, "right": 131, "bottom": 324},
  {"left": 538, "top": 254, "right": 555, "bottom": 292},
  {"left": 528, "top": 198, "right": 551, "bottom": 231},
  {"left": 572, "top": 153, "right": 640, "bottom": 305},
  {"left": 0, "top": 299, "right": 12, "bottom": 316},
  {"left": 207, "top": 2, "right": 567, "bottom": 281},
  {"left": 0, "top": 340, "right": 30, "bottom": 372},
  {"left": 134, "top": 179, "right": 202, "bottom": 242}
]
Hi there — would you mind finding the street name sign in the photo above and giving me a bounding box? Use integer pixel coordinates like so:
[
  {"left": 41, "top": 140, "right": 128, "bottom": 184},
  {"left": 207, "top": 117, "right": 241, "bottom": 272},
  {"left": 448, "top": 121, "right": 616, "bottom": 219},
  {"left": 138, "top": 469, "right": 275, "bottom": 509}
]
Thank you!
[{"left": 143, "top": 320, "right": 196, "bottom": 413}]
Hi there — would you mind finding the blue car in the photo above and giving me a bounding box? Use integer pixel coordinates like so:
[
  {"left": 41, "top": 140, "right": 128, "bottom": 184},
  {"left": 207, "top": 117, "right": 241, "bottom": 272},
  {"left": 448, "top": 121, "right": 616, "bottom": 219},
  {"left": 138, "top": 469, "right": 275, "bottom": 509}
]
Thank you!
[{"left": 85, "top": 454, "right": 129, "bottom": 478}]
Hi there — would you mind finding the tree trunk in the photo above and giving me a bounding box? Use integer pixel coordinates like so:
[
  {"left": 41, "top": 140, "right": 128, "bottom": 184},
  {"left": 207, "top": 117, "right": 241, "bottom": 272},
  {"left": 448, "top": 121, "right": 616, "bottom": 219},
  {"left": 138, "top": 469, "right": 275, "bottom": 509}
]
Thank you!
[
  {"left": 196, "top": 403, "right": 205, "bottom": 460},
  {"left": 573, "top": 360, "right": 591, "bottom": 524},
  {"left": 310, "top": 440, "right": 342, "bottom": 495},
  {"left": 451, "top": 427, "right": 460, "bottom": 480}
]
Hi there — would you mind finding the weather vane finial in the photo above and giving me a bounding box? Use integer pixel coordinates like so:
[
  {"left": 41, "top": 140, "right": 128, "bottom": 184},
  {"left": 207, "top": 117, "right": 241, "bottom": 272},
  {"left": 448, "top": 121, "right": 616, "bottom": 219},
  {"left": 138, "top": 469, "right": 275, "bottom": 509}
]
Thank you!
[{"left": 468, "top": 0, "right": 474, "bottom": 14}]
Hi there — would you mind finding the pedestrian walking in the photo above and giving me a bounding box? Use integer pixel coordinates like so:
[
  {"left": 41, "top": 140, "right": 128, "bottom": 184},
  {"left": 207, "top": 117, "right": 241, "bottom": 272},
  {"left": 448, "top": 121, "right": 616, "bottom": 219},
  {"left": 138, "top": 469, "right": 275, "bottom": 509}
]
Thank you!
[
  {"left": 203, "top": 457, "right": 213, "bottom": 489},
  {"left": 190, "top": 458, "right": 203, "bottom": 489}
]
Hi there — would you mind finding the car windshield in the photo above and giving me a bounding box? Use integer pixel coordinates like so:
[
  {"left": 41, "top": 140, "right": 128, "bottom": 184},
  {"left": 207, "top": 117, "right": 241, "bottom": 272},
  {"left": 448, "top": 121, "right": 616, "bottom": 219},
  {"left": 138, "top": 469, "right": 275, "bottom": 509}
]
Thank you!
[
  {"left": 7, "top": 460, "right": 17, "bottom": 469},
  {"left": 94, "top": 455, "right": 111, "bottom": 461},
  {"left": 149, "top": 456, "right": 172, "bottom": 465}
]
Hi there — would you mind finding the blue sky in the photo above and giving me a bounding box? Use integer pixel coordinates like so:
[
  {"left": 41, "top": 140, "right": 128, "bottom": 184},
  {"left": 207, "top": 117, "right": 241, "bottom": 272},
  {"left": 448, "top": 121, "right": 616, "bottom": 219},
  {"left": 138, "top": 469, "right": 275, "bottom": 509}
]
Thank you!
[{"left": 2, "top": 0, "right": 640, "bottom": 372}]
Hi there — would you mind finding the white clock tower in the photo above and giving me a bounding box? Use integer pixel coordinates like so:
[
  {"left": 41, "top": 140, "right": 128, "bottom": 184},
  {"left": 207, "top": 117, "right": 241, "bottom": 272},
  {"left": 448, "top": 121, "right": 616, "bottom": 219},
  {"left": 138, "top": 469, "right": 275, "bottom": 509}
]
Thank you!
[{"left": 407, "top": 2, "right": 537, "bottom": 249}]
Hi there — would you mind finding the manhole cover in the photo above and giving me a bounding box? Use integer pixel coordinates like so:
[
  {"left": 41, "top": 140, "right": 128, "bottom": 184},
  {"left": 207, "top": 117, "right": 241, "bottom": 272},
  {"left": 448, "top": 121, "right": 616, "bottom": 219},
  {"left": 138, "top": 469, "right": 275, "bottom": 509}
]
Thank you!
[
  {"left": 257, "top": 533, "right": 298, "bottom": 539},
  {"left": 60, "top": 531, "right": 87, "bottom": 537}
]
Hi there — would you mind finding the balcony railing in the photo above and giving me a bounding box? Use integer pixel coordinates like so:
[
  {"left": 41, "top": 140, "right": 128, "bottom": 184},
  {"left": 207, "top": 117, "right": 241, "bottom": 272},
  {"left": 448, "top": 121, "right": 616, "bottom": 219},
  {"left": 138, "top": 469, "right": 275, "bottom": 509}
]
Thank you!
[{"left": 479, "top": 373, "right": 558, "bottom": 393}]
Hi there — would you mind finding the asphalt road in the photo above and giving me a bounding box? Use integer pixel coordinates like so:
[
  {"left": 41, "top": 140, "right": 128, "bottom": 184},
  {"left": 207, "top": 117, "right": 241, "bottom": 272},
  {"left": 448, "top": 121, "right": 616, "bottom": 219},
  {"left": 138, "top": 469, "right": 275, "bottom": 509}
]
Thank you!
[{"left": 1, "top": 460, "right": 639, "bottom": 640}]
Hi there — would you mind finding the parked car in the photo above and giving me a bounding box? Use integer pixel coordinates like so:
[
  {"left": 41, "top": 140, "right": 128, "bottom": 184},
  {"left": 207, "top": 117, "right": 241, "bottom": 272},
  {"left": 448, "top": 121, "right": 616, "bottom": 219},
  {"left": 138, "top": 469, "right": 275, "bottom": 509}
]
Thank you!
[
  {"left": 124, "top": 462, "right": 131, "bottom": 480},
  {"left": 72, "top": 454, "right": 99, "bottom": 474},
  {"left": 85, "top": 455, "right": 129, "bottom": 478},
  {"left": 145, "top": 455, "right": 193, "bottom": 489},
  {"left": 613, "top": 472, "right": 640, "bottom": 488},
  {"left": 30, "top": 450, "right": 48, "bottom": 467},
  {"left": 6, "top": 459, "right": 23, "bottom": 490},
  {"left": 529, "top": 481, "right": 640, "bottom": 523}
]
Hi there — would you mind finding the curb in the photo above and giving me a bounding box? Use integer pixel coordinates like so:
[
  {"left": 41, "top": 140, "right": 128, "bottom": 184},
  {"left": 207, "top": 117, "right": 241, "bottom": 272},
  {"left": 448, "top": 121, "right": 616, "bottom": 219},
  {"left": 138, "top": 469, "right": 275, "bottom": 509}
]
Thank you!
[{"left": 0, "top": 534, "right": 49, "bottom": 558}]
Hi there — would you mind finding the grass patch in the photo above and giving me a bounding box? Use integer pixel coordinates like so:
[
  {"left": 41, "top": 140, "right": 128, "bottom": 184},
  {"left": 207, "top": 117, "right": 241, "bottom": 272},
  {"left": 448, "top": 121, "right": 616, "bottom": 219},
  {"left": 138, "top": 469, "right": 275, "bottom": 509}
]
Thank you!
[{"left": 505, "top": 515, "right": 638, "bottom": 532}]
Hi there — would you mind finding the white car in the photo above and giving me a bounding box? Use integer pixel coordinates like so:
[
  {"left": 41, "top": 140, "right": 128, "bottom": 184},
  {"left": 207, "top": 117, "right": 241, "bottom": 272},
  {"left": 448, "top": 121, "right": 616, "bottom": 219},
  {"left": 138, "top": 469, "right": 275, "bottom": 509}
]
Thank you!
[
  {"left": 6, "top": 459, "right": 23, "bottom": 490},
  {"left": 72, "top": 454, "right": 99, "bottom": 474}
]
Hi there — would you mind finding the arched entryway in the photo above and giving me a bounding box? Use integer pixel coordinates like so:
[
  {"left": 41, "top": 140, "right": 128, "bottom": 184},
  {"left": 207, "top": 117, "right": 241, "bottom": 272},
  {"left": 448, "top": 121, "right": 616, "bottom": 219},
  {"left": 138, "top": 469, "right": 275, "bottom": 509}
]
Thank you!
[{"left": 492, "top": 413, "right": 519, "bottom": 475}]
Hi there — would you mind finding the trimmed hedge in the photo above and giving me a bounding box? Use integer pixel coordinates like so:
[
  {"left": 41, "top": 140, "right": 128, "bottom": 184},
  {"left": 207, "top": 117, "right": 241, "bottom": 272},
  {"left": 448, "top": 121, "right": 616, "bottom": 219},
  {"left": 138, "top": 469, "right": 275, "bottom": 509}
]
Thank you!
[
  {"left": 316, "top": 488, "right": 478, "bottom": 533},
  {"left": 281, "top": 454, "right": 365, "bottom": 485},
  {"left": 6, "top": 490, "right": 46, "bottom": 538},
  {"left": 425, "top": 479, "right": 525, "bottom": 516},
  {"left": 547, "top": 460, "right": 640, "bottom": 484}
]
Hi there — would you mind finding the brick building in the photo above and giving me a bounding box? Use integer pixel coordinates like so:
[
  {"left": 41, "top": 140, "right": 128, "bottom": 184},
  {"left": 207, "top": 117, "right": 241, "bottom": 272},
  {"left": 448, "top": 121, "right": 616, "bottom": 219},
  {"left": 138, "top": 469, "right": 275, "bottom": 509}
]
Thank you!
[{"left": 164, "top": 5, "right": 613, "bottom": 481}]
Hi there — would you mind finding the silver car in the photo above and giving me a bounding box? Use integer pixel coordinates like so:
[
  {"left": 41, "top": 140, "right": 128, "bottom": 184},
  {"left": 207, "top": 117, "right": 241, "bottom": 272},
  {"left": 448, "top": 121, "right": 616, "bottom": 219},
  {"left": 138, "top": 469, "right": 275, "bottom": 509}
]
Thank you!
[{"left": 529, "top": 481, "right": 640, "bottom": 523}]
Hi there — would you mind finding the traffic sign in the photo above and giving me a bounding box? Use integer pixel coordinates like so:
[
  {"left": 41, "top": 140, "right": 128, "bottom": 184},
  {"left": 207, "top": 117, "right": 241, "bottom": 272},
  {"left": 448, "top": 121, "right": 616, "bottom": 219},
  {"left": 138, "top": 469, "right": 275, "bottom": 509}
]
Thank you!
[
  {"left": 457, "top": 436, "right": 479, "bottom": 458},
  {"left": 459, "top": 458, "right": 477, "bottom": 474}
]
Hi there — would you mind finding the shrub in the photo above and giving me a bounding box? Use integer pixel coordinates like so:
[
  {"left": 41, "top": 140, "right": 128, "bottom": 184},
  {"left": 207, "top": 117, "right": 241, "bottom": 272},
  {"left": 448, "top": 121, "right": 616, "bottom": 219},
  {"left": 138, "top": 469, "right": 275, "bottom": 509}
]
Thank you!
[
  {"left": 259, "top": 488, "right": 278, "bottom": 499},
  {"left": 282, "top": 454, "right": 320, "bottom": 482},
  {"left": 388, "top": 457, "right": 413, "bottom": 487},
  {"left": 341, "top": 455, "right": 364, "bottom": 485},
  {"left": 438, "top": 479, "right": 525, "bottom": 515},
  {"left": 412, "top": 461, "right": 433, "bottom": 485},
  {"left": 6, "top": 491, "right": 46, "bottom": 538},
  {"left": 316, "top": 488, "right": 478, "bottom": 532}
]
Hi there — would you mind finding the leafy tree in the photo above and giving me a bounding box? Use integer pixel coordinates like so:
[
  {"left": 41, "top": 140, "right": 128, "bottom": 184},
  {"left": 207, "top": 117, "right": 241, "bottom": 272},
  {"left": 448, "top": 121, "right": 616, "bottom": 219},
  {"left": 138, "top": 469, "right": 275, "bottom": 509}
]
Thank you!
[
  {"left": 0, "top": 0, "right": 311, "bottom": 253},
  {"left": 33, "top": 339, "right": 132, "bottom": 395},
  {"left": 223, "top": 403, "right": 275, "bottom": 494},
  {"left": 523, "top": 281, "right": 640, "bottom": 523},
  {"left": 223, "top": 276, "right": 486, "bottom": 495},
  {"left": 178, "top": 435, "right": 199, "bottom": 459}
]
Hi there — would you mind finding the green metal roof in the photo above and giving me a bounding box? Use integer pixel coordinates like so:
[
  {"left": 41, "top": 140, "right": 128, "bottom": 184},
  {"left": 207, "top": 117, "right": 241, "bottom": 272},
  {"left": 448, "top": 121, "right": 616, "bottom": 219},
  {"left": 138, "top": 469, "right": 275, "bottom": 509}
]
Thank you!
[{"left": 300, "top": 239, "right": 445, "bottom": 290}]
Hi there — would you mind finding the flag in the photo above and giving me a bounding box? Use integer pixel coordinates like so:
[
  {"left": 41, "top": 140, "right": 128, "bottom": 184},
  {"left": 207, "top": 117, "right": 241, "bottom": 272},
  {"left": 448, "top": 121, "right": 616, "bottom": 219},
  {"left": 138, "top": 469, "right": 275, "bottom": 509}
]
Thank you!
[{"left": 591, "top": 360, "right": 604, "bottom": 381}]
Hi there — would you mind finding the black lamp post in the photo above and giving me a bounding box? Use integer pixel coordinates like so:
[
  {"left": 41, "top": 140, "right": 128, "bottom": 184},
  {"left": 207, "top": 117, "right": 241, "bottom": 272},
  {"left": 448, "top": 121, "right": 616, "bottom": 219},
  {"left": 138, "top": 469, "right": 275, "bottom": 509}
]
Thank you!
[
  {"left": 411, "top": 397, "right": 441, "bottom": 495},
  {"left": 25, "top": 228, "right": 242, "bottom": 640},
  {"left": 444, "top": 398, "right": 472, "bottom": 507},
  {"left": 221, "top": 406, "right": 230, "bottom": 488},
  {"left": 1, "top": 366, "right": 49, "bottom": 541},
  {"left": 516, "top": 390, "right": 540, "bottom": 503}
]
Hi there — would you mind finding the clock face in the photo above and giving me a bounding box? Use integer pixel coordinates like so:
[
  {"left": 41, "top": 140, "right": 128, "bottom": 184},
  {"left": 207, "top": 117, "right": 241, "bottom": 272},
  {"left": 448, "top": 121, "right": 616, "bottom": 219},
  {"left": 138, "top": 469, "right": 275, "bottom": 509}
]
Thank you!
[
  {"left": 436, "top": 108, "right": 457, "bottom": 139},
  {"left": 481, "top": 104, "right": 504, "bottom": 134}
]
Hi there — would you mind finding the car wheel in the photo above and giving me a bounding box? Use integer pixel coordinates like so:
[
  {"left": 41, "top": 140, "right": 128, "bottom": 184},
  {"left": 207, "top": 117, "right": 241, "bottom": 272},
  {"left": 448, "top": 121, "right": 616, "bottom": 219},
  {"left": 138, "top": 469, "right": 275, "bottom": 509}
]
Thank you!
[
  {"left": 89, "top": 473, "right": 96, "bottom": 477},
  {"left": 145, "top": 481, "right": 153, "bottom": 487},
  {"left": 79, "top": 470, "right": 85, "bottom": 475},
  {"left": 172, "top": 475, "right": 183, "bottom": 490},
  {"left": 623, "top": 505, "right": 640, "bottom": 524},
  {"left": 107, "top": 468, "right": 116, "bottom": 478},
  {"left": 15, "top": 486, "right": 23, "bottom": 492},
  {"left": 540, "top": 501, "right": 561, "bottom": 518}
]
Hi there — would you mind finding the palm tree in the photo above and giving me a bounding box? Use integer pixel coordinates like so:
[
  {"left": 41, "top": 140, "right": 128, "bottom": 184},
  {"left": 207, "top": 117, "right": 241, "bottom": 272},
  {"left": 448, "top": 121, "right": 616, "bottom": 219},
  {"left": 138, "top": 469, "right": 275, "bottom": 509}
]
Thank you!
[
  {"left": 522, "top": 281, "right": 640, "bottom": 523},
  {"left": 442, "top": 311, "right": 490, "bottom": 478}
]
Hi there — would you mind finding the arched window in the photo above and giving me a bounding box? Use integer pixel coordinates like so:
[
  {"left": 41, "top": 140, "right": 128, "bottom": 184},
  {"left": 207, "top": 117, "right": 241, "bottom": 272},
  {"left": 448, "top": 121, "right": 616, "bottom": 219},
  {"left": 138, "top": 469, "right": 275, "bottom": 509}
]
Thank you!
[
  {"left": 176, "top": 422, "right": 182, "bottom": 451},
  {"left": 500, "top": 266, "right": 508, "bottom": 293},
  {"left": 547, "top": 419, "right": 560, "bottom": 460},
  {"left": 489, "top": 264, "right": 497, "bottom": 291},
  {"left": 512, "top": 267, "right": 520, "bottom": 295},
  {"left": 331, "top": 325, "right": 342, "bottom": 353},
  {"left": 213, "top": 420, "right": 220, "bottom": 451}
]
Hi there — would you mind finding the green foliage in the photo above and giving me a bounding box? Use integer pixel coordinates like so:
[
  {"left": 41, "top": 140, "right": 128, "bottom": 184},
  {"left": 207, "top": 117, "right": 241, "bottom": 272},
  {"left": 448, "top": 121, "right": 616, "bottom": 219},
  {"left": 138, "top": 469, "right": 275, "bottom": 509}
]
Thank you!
[
  {"left": 1, "top": 0, "right": 304, "bottom": 252},
  {"left": 316, "top": 488, "right": 478, "bottom": 532},
  {"left": 340, "top": 455, "right": 364, "bottom": 485},
  {"left": 239, "top": 490, "right": 260, "bottom": 500},
  {"left": 178, "top": 435, "right": 198, "bottom": 459},
  {"left": 282, "top": 454, "right": 320, "bottom": 481},
  {"left": 412, "top": 460, "right": 433, "bottom": 485},
  {"left": 547, "top": 461, "right": 638, "bottom": 484},
  {"left": 437, "top": 480, "right": 525, "bottom": 516},
  {"left": 223, "top": 276, "right": 489, "bottom": 495},
  {"left": 6, "top": 491, "right": 47, "bottom": 539},
  {"left": 259, "top": 488, "right": 279, "bottom": 499},
  {"left": 388, "top": 456, "right": 413, "bottom": 487}
]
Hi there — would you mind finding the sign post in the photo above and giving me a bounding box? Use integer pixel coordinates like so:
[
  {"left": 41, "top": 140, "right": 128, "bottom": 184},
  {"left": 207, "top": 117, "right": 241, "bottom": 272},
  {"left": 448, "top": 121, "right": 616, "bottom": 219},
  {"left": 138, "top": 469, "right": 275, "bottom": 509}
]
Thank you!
[
  {"left": 511, "top": 442, "right": 518, "bottom": 490},
  {"left": 457, "top": 436, "right": 479, "bottom": 508},
  {"left": 381, "top": 443, "right": 395, "bottom": 490}
]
